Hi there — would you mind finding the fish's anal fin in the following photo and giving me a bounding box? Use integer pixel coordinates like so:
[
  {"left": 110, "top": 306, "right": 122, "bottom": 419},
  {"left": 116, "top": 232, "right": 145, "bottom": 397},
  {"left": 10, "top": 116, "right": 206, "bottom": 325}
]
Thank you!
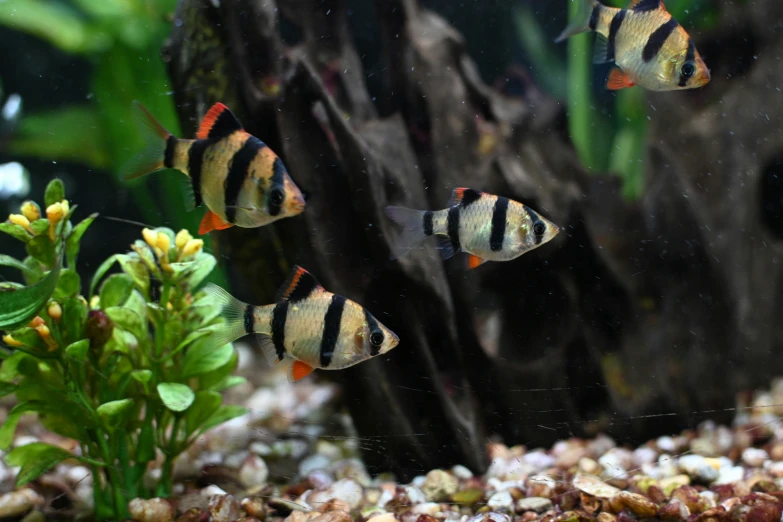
[
  {"left": 196, "top": 102, "right": 244, "bottom": 141},
  {"left": 290, "top": 360, "right": 315, "bottom": 382},
  {"left": 629, "top": 0, "right": 664, "bottom": 11},
  {"left": 447, "top": 187, "right": 482, "bottom": 208},
  {"left": 258, "top": 336, "right": 285, "bottom": 367},
  {"left": 198, "top": 210, "right": 234, "bottom": 235},
  {"left": 592, "top": 33, "right": 612, "bottom": 64},
  {"left": 275, "top": 265, "right": 324, "bottom": 302},
  {"left": 176, "top": 175, "right": 199, "bottom": 212},
  {"left": 436, "top": 235, "right": 458, "bottom": 260},
  {"left": 607, "top": 68, "right": 636, "bottom": 90},
  {"left": 466, "top": 254, "right": 487, "bottom": 269}
]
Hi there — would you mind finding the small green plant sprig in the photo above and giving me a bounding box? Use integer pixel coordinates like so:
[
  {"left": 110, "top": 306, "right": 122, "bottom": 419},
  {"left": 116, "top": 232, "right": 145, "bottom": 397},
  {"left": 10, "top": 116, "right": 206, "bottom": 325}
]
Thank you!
[{"left": 0, "top": 179, "right": 248, "bottom": 520}]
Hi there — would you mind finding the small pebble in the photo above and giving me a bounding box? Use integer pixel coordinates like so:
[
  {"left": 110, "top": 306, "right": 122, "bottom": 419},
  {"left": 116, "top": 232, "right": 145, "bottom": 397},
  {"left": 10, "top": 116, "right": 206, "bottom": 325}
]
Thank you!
[
  {"left": 208, "top": 494, "right": 243, "bottom": 522},
  {"left": 0, "top": 489, "right": 44, "bottom": 518},
  {"left": 486, "top": 491, "right": 513, "bottom": 511},
  {"left": 239, "top": 454, "right": 269, "bottom": 488},
  {"left": 175, "top": 508, "right": 210, "bottom": 522},
  {"left": 421, "top": 469, "right": 459, "bottom": 501},
  {"left": 451, "top": 464, "right": 473, "bottom": 480},
  {"left": 526, "top": 475, "right": 556, "bottom": 498},
  {"left": 714, "top": 465, "right": 744, "bottom": 485},
  {"left": 128, "top": 498, "right": 175, "bottom": 522},
  {"left": 742, "top": 447, "right": 769, "bottom": 467},
  {"left": 412, "top": 502, "right": 441, "bottom": 515},
  {"left": 466, "top": 513, "right": 511, "bottom": 522},
  {"left": 309, "top": 479, "right": 363, "bottom": 509},
  {"left": 515, "top": 497, "right": 552, "bottom": 514}
]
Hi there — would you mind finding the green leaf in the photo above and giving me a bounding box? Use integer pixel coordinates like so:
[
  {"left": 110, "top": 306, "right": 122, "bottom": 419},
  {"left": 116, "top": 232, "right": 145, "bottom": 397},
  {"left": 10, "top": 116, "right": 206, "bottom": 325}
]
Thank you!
[
  {"left": 44, "top": 179, "right": 65, "bottom": 208},
  {"left": 66, "top": 213, "right": 97, "bottom": 267},
  {"left": 157, "top": 383, "right": 194, "bottom": 413},
  {"left": 100, "top": 274, "right": 134, "bottom": 308},
  {"left": 131, "top": 370, "right": 152, "bottom": 393},
  {"left": 0, "top": 401, "right": 41, "bottom": 449},
  {"left": 0, "top": 381, "right": 17, "bottom": 398},
  {"left": 60, "top": 296, "right": 87, "bottom": 346},
  {"left": 89, "top": 254, "right": 120, "bottom": 297},
  {"left": 181, "top": 341, "right": 233, "bottom": 378},
  {"left": 170, "top": 252, "right": 217, "bottom": 291},
  {"left": 0, "top": 250, "right": 61, "bottom": 330},
  {"left": 5, "top": 442, "right": 74, "bottom": 487},
  {"left": 198, "top": 345, "right": 239, "bottom": 390},
  {"left": 26, "top": 235, "right": 55, "bottom": 267},
  {"left": 209, "top": 375, "right": 247, "bottom": 393},
  {"left": 40, "top": 411, "right": 85, "bottom": 441},
  {"left": 184, "top": 390, "right": 222, "bottom": 435},
  {"left": 124, "top": 290, "right": 147, "bottom": 326},
  {"left": 0, "top": 352, "right": 29, "bottom": 381},
  {"left": 97, "top": 399, "right": 134, "bottom": 431},
  {"left": 0, "top": 255, "right": 36, "bottom": 278},
  {"left": 0, "top": 222, "right": 31, "bottom": 243},
  {"left": 104, "top": 328, "right": 135, "bottom": 356},
  {"left": 64, "top": 340, "right": 89, "bottom": 363},
  {"left": 118, "top": 256, "right": 150, "bottom": 295},
  {"left": 199, "top": 405, "right": 249, "bottom": 435},
  {"left": 54, "top": 268, "right": 80, "bottom": 298},
  {"left": 104, "top": 307, "right": 146, "bottom": 343},
  {"left": 29, "top": 219, "right": 49, "bottom": 236}
]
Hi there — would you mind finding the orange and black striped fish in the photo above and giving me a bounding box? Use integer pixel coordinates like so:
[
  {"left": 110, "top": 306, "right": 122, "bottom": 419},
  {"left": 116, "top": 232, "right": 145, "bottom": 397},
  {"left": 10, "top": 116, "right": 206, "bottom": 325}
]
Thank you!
[
  {"left": 384, "top": 188, "right": 560, "bottom": 269},
  {"left": 202, "top": 266, "right": 400, "bottom": 382},
  {"left": 555, "top": 0, "right": 710, "bottom": 91},
  {"left": 121, "top": 101, "right": 306, "bottom": 235}
]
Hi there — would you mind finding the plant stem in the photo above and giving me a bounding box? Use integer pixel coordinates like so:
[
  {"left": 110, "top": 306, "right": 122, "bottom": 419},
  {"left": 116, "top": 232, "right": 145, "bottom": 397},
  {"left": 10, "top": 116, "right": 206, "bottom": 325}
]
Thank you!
[
  {"left": 157, "top": 415, "right": 180, "bottom": 497},
  {"left": 96, "top": 429, "right": 127, "bottom": 519}
]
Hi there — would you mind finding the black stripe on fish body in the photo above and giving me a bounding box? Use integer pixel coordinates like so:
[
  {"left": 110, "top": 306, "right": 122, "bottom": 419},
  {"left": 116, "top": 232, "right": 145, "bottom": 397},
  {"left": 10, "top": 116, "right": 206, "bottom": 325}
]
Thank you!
[
  {"left": 320, "top": 294, "right": 346, "bottom": 368},
  {"left": 460, "top": 189, "right": 482, "bottom": 207},
  {"left": 271, "top": 301, "right": 289, "bottom": 362},
  {"left": 187, "top": 140, "right": 209, "bottom": 207},
  {"left": 163, "top": 136, "right": 177, "bottom": 169},
  {"left": 267, "top": 157, "right": 286, "bottom": 217},
  {"left": 244, "top": 304, "right": 255, "bottom": 334},
  {"left": 208, "top": 109, "right": 244, "bottom": 140},
  {"left": 225, "top": 135, "right": 264, "bottom": 223},
  {"left": 524, "top": 206, "right": 544, "bottom": 245},
  {"left": 423, "top": 210, "right": 434, "bottom": 236},
  {"left": 678, "top": 38, "right": 696, "bottom": 87},
  {"left": 447, "top": 206, "right": 461, "bottom": 251},
  {"left": 607, "top": 9, "right": 628, "bottom": 62},
  {"left": 642, "top": 17, "right": 678, "bottom": 62},
  {"left": 489, "top": 196, "right": 509, "bottom": 252},
  {"left": 588, "top": 4, "right": 600, "bottom": 31},
  {"left": 632, "top": 0, "right": 662, "bottom": 12},
  {"left": 364, "top": 308, "right": 382, "bottom": 356}
]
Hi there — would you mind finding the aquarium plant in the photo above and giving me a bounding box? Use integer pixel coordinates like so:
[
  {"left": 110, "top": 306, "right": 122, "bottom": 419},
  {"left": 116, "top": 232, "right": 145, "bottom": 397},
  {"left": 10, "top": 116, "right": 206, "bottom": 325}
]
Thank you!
[{"left": 0, "top": 179, "right": 248, "bottom": 520}]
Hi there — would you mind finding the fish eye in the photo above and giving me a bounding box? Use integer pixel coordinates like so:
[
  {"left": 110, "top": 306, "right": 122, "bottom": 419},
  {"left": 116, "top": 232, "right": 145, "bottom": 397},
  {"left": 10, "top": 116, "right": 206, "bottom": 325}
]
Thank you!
[
  {"left": 370, "top": 331, "right": 384, "bottom": 347},
  {"left": 533, "top": 222, "right": 546, "bottom": 236},
  {"left": 681, "top": 62, "right": 695, "bottom": 79},
  {"left": 270, "top": 188, "right": 284, "bottom": 206}
]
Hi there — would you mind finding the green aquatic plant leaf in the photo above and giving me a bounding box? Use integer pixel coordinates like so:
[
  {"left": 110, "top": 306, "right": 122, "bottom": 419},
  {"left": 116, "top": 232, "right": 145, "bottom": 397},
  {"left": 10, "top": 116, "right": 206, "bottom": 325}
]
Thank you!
[
  {"left": 104, "top": 307, "right": 146, "bottom": 344},
  {"left": 0, "top": 222, "right": 31, "bottom": 243},
  {"left": 55, "top": 269, "right": 81, "bottom": 298},
  {"left": 0, "top": 255, "right": 36, "bottom": 278},
  {"left": 199, "top": 405, "right": 249, "bottom": 435},
  {"left": 26, "top": 235, "right": 55, "bottom": 267},
  {"left": 118, "top": 256, "right": 150, "bottom": 296},
  {"left": 209, "top": 376, "right": 247, "bottom": 393},
  {"left": 170, "top": 252, "right": 217, "bottom": 291},
  {"left": 99, "top": 273, "right": 134, "bottom": 308},
  {"left": 44, "top": 179, "right": 65, "bottom": 208},
  {"left": 97, "top": 399, "right": 135, "bottom": 431},
  {"left": 184, "top": 391, "right": 222, "bottom": 436},
  {"left": 0, "top": 253, "right": 62, "bottom": 331},
  {"left": 157, "top": 383, "right": 194, "bottom": 413},
  {"left": 6, "top": 327, "right": 50, "bottom": 358},
  {"left": 89, "top": 254, "right": 120, "bottom": 297},
  {"left": 64, "top": 340, "right": 90, "bottom": 363},
  {"left": 0, "top": 401, "right": 42, "bottom": 450},
  {"left": 29, "top": 219, "right": 49, "bottom": 236},
  {"left": 181, "top": 341, "right": 233, "bottom": 378},
  {"left": 60, "top": 297, "right": 87, "bottom": 346},
  {"left": 66, "top": 213, "right": 97, "bottom": 267},
  {"left": 5, "top": 442, "right": 75, "bottom": 487}
]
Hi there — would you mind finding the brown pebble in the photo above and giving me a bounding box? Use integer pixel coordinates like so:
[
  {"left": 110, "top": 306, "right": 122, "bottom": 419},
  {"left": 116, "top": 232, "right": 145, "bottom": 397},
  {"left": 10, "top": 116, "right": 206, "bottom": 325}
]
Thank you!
[
  {"left": 694, "top": 506, "right": 730, "bottom": 522},
  {"left": 237, "top": 518, "right": 262, "bottom": 522},
  {"left": 519, "top": 512, "right": 538, "bottom": 522},
  {"left": 660, "top": 499, "right": 689, "bottom": 520},
  {"left": 579, "top": 493, "right": 603, "bottom": 515},
  {"left": 284, "top": 512, "right": 320, "bottom": 522},
  {"left": 557, "top": 510, "right": 594, "bottom": 522},
  {"left": 596, "top": 513, "right": 616, "bottom": 522},
  {"left": 415, "top": 515, "right": 437, "bottom": 522},
  {"left": 672, "top": 486, "right": 705, "bottom": 514},
  {"left": 647, "top": 485, "right": 666, "bottom": 504},
  {"left": 317, "top": 499, "right": 350, "bottom": 514},
  {"left": 615, "top": 510, "right": 635, "bottom": 522},
  {"left": 769, "top": 442, "right": 783, "bottom": 461},
  {"left": 615, "top": 491, "right": 657, "bottom": 518},
  {"left": 175, "top": 508, "right": 210, "bottom": 522},
  {"left": 710, "top": 485, "right": 735, "bottom": 502},
  {"left": 746, "top": 503, "right": 783, "bottom": 522},
  {"left": 241, "top": 497, "right": 268, "bottom": 519},
  {"left": 208, "top": 494, "right": 243, "bottom": 522}
]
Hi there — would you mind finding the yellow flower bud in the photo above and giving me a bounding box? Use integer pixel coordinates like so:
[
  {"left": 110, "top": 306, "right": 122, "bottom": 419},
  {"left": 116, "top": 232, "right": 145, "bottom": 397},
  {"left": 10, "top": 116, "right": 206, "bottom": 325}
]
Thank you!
[
  {"left": 60, "top": 199, "right": 70, "bottom": 216},
  {"left": 20, "top": 201, "right": 41, "bottom": 222},
  {"left": 175, "top": 229, "right": 192, "bottom": 250},
  {"left": 28, "top": 316, "right": 45, "bottom": 328},
  {"left": 48, "top": 302, "right": 62, "bottom": 322},
  {"left": 2, "top": 334, "right": 24, "bottom": 348},
  {"left": 8, "top": 214, "right": 32, "bottom": 233},
  {"left": 156, "top": 233, "right": 171, "bottom": 254},
  {"left": 35, "top": 324, "right": 58, "bottom": 351},
  {"left": 46, "top": 202, "right": 64, "bottom": 223},
  {"left": 142, "top": 228, "right": 158, "bottom": 249},
  {"left": 182, "top": 239, "right": 204, "bottom": 258},
  {"left": 89, "top": 295, "right": 100, "bottom": 309}
]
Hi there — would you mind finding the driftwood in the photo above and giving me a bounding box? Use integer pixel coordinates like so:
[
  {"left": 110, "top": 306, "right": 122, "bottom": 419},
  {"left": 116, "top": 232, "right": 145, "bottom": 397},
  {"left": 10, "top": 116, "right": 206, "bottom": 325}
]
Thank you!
[{"left": 164, "top": 0, "right": 783, "bottom": 480}]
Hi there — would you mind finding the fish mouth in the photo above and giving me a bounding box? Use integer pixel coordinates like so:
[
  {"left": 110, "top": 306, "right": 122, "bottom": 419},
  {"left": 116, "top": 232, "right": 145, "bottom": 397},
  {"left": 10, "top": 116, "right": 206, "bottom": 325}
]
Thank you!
[
  {"left": 388, "top": 332, "right": 400, "bottom": 350},
  {"left": 289, "top": 197, "right": 306, "bottom": 214},
  {"left": 694, "top": 68, "right": 711, "bottom": 88}
]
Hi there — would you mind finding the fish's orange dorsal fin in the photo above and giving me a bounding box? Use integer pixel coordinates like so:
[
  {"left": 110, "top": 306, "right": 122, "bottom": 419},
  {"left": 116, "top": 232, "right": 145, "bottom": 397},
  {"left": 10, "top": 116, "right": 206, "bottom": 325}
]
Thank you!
[
  {"left": 607, "top": 68, "right": 636, "bottom": 90},
  {"left": 291, "top": 360, "right": 315, "bottom": 382},
  {"left": 628, "top": 0, "right": 664, "bottom": 11},
  {"left": 198, "top": 210, "right": 234, "bottom": 235},
  {"left": 275, "top": 265, "right": 324, "bottom": 302},
  {"left": 466, "top": 254, "right": 487, "bottom": 269},
  {"left": 447, "top": 187, "right": 482, "bottom": 208},
  {"left": 196, "top": 102, "right": 244, "bottom": 141}
]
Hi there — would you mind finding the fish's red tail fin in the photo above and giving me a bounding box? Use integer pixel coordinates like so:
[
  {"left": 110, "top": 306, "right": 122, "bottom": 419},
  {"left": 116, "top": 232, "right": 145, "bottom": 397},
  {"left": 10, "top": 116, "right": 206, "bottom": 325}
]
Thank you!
[{"left": 121, "top": 101, "right": 174, "bottom": 181}]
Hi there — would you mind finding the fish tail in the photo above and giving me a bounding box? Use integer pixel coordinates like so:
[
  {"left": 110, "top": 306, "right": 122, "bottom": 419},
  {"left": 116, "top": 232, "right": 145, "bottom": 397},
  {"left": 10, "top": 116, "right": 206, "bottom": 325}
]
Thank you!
[
  {"left": 200, "top": 283, "right": 251, "bottom": 349},
  {"left": 121, "top": 100, "right": 176, "bottom": 181},
  {"left": 384, "top": 206, "right": 430, "bottom": 260},
  {"left": 554, "top": 0, "right": 600, "bottom": 43}
]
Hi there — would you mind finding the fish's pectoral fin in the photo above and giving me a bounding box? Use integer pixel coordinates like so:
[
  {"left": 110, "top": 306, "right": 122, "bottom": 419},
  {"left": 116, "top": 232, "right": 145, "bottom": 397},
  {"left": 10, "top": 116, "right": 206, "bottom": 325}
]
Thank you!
[
  {"left": 196, "top": 102, "right": 244, "bottom": 141},
  {"left": 175, "top": 175, "right": 199, "bottom": 212},
  {"left": 592, "top": 34, "right": 612, "bottom": 64},
  {"left": 257, "top": 335, "right": 286, "bottom": 367},
  {"left": 466, "top": 254, "right": 487, "bottom": 269},
  {"left": 628, "top": 0, "right": 664, "bottom": 12},
  {"left": 289, "top": 360, "right": 315, "bottom": 382},
  {"left": 275, "top": 266, "right": 324, "bottom": 302},
  {"left": 436, "top": 235, "right": 458, "bottom": 260},
  {"left": 198, "top": 210, "right": 234, "bottom": 235},
  {"left": 607, "top": 68, "right": 636, "bottom": 90}
]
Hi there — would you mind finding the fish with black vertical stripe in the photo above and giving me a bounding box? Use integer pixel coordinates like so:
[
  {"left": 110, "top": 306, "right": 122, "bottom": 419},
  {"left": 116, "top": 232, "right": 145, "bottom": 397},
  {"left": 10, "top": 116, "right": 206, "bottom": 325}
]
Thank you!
[
  {"left": 384, "top": 188, "right": 560, "bottom": 269},
  {"left": 555, "top": 0, "right": 710, "bottom": 91},
  {"left": 201, "top": 266, "right": 399, "bottom": 382},
  {"left": 120, "top": 101, "right": 306, "bottom": 235}
]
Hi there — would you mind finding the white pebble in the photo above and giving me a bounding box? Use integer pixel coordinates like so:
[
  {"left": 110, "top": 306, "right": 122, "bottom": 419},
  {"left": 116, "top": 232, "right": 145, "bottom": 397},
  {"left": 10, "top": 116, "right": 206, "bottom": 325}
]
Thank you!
[
  {"left": 300, "top": 454, "right": 331, "bottom": 477},
  {"left": 451, "top": 465, "right": 473, "bottom": 480},
  {"left": 239, "top": 454, "right": 269, "bottom": 488},
  {"left": 714, "top": 466, "right": 744, "bottom": 485},
  {"left": 487, "top": 490, "right": 513, "bottom": 511},
  {"left": 742, "top": 447, "right": 769, "bottom": 467}
]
